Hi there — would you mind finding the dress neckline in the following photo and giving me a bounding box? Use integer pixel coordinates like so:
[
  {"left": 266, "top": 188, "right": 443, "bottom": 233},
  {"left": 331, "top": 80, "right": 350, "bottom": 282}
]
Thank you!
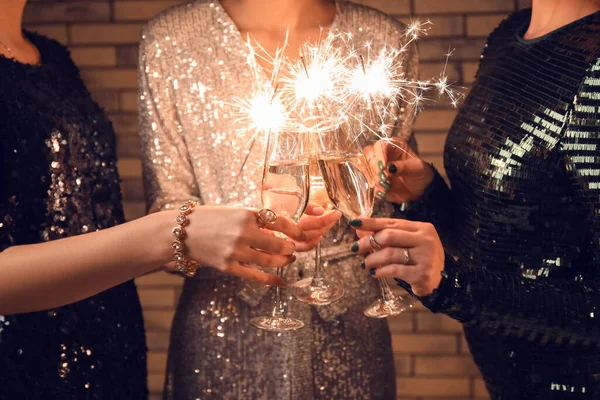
[
  {"left": 0, "top": 31, "right": 46, "bottom": 69},
  {"left": 213, "top": 0, "right": 341, "bottom": 83},
  {"left": 516, "top": 9, "right": 600, "bottom": 45}
]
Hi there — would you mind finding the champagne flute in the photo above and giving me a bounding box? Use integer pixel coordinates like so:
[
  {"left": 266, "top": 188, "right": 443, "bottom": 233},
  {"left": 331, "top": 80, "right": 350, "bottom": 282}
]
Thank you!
[
  {"left": 294, "top": 157, "right": 345, "bottom": 306},
  {"left": 250, "top": 131, "right": 310, "bottom": 332},
  {"left": 318, "top": 130, "right": 412, "bottom": 318}
]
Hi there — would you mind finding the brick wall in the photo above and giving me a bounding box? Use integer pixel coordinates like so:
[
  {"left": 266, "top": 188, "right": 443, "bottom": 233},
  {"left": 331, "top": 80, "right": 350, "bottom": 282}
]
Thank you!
[{"left": 24, "top": 0, "right": 532, "bottom": 398}]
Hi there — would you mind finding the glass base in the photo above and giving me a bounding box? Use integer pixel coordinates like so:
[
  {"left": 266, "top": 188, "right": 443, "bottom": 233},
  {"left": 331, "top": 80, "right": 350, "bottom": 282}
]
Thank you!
[
  {"left": 294, "top": 278, "right": 345, "bottom": 306},
  {"left": 363, "top": 297, "right": 413, "bottom": 318},
  {"left": 249, "top": 316, "right": 305, "bottom": 332}
]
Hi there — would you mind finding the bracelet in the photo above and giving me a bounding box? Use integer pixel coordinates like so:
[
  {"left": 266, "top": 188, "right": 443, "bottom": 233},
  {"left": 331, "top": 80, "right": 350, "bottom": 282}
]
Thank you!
[{"left": 170, "top": 200, "right": 201, "bottom": 277}]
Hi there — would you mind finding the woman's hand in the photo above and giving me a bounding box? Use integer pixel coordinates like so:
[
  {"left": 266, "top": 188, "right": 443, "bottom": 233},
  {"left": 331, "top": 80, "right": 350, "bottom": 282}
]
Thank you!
[
  {"left": 179, "top": 206, "right": 307, "bottom": 286},
  {"left": 349, "top": 217, "right": 445, "bottom": 297},
  {"left": 363, "top": 138, "right": 435, "bottom": 203},
  {"left": 294, "top": 204, "right": 342, "bottom": 251}
]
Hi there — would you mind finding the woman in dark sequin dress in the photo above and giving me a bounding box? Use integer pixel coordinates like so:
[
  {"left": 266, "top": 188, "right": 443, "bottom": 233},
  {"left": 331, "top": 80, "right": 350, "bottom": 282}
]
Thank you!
[
  {"left": 0, "top": 2, "right": 148, "bottom": 398},
  {"left": 353, "top": 1, "right": 600, "bottom": 399},
  {"left": 0, "top": 0, "right": 336, "bottom": 398}
]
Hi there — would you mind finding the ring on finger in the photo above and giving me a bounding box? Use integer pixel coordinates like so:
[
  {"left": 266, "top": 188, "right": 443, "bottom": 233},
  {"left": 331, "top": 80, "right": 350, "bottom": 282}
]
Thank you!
[
  {"left": 257, "top": 208, "right": 277, "bottom": 228},
  {"left": 403, "top": 247, "right": 411, "bottom": 264},
  {"left": 369, "top": 235, "right": 383, "bottom": 251}
]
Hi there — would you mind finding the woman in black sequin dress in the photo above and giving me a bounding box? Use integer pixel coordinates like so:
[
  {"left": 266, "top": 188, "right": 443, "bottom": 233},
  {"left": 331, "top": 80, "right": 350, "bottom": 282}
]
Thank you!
[
  {"left": 351, "top": 1, "right": 600, "bottom": 399},
  {"left": 0, "top": 1, "right": 338, "bottom": 398}
]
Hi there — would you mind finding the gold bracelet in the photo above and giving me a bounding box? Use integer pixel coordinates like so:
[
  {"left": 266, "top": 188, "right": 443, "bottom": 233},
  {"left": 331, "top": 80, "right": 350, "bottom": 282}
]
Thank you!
[{"left": 171, "top": 200, "right": 201, "bottom": 277}]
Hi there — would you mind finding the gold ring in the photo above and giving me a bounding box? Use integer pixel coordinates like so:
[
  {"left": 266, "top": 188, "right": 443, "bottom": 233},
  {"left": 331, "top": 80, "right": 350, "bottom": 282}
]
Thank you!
[
  {"left": 369, "top": 235, "right": 383, "bottom": 251},
  {"left": 403, "top": 247, "right": 411, "bottom": 264},
  {"left": 257, "top": 208, "right": 277, "bottom": 228}
]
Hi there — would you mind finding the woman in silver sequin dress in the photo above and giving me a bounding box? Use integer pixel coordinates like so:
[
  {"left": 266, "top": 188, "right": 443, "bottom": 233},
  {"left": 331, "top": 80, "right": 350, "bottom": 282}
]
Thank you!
[{"left": 139, "top": 1, "right": 418, "bottom": 398}]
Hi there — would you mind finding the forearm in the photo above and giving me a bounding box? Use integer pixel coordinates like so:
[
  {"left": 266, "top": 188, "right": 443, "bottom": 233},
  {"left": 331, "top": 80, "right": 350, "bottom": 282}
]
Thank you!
[
  {"left": 403, "top": 168, "right": 456, "bottom": 250},
  {"left": 0, "top": 211, "right": 174, "bottom": 314},
  {"left": 421, "top": 255, "right": 600, "bottom": 348}
]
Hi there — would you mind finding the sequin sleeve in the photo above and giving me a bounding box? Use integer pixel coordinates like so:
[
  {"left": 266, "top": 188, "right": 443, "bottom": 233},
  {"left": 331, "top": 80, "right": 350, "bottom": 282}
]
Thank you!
[
  {"left": 138, "top": 25, "right": 201, "bottom": 213},
  {"left": 402, "top": 167, "right": 455, "bottom": 249},
  {"left": 422, "top": 61, "right": 600, "bottom": 347}
]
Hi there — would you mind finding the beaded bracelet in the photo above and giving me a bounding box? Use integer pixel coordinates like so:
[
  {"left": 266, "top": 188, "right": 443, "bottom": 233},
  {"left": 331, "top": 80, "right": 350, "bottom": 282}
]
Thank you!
[{"left": 170, "top": 200, "right": 201, "bottom": 277}]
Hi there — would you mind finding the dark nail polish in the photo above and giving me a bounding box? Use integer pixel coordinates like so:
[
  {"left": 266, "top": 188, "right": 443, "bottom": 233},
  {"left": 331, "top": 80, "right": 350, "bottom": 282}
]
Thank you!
[
  {"left": 388, "top": 164, "right": 397, "bottom": 174},
  {"left": 351, "top": 243, "right": 359, "bottom": 252},
  {"left": 369, "top": 269, "right": 376, "bottom": 276},
  {"left": 348, "top": 219, "right": 363, "bottom": 227},
  {"left": 380, "top": 180, "right": 391, "bottom": 191},
  {"left": 360, "top": 261, "right": 366, "bottom": 269},
  {"left": 378, "top": 160, "right": 384, "bottom": 171},
  {"left": 379, "top": 171, "right": 387, "bottom": 182},
  {"left": 376, "top": 190, "right": 386, "bottom": 199}
]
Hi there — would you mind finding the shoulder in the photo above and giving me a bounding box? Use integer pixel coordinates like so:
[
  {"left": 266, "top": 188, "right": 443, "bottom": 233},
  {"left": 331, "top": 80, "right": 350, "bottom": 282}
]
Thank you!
[
  {"left": 26, "top": 31, "right": 78, "bottom": 70},
  {"left": 142, "top": 0, "right": 216, "bottom": 39},
  {"left": 141, "top": 0, "right": 220, "bottom": 59},
  {"left": 337, "top": 1, "right": 407, "bottom": 37},
  {"left": 485, "top": 8, "right": 531, "bottom": 48}
]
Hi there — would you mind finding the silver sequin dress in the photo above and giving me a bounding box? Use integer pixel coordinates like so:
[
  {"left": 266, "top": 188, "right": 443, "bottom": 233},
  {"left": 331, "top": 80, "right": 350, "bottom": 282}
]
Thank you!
[{"left": 138, "top": 1, "right": 417, "bottom": 398}]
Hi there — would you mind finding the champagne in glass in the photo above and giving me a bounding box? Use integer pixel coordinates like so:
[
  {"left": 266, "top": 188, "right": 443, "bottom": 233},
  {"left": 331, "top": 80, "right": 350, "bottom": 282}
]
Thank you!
[
  {"left": 318, "top": 153, "right": 375, "bottom": 219},
  {"left": 262, "top": 161, "right": 310, "bottom": 221},
  {"left": 320, "top": 151, "right": 410, "bottom": 318},
  {"left": 250, "top": 132, "right": 310, "bottom": 332},
  {"left": 294, "top": 158, "right": 345, "bottom": 306}
]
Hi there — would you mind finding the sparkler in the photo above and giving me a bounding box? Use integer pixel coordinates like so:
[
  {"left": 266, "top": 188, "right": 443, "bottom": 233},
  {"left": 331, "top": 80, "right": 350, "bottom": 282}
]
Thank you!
[{"left": 228, "top": 19, "right": 463, "bottom": 160}]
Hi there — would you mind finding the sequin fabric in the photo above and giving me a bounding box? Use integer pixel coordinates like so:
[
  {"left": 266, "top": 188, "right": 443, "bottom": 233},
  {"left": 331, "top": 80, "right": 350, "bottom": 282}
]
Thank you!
[
  {"left": 138, "top": 1, "right": 416, "bottom": 398},
  {"left": 411, "top": 9, "right": 600, "bottom": 400},
  {"left": 0, "top": 33, "right": 147, "bottom": 399}
]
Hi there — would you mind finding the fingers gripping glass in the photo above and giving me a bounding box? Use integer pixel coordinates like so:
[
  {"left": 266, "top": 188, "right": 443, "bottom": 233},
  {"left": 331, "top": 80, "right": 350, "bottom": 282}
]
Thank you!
[
  {"left": 363, "top": 139, "right": 416, "bottom": 318},
  {"left": 318, "top": 129, "right": 415, "bottom": 318}
]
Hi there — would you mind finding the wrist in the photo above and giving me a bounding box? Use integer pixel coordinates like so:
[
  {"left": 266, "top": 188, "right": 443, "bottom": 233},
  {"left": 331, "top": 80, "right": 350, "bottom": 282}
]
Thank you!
[
  {"left": 419, "top": 251, "right": 458, "bottom": 312},
  {"left": 146, "top": 210, "right": 179, "bottom": 266}
]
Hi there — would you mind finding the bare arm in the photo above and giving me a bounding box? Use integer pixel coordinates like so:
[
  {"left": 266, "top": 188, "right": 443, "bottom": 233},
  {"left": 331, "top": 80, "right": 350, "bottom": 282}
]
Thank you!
[{"left": 0, "top": 212, "right": 174, "bottom": 315}]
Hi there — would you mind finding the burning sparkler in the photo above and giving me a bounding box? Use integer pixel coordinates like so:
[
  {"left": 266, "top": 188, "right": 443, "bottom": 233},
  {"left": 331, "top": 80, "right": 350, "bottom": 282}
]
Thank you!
[{"left": 228, "top": 19, "right": 463, "bottom": 159}]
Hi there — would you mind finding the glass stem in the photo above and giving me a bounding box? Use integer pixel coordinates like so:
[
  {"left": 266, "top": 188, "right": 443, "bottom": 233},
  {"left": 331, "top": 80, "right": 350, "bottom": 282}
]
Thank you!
[
  {"left": 378, "top": 278, "right": 395, "bottom": 303},
  {"left": 272, "top": 267, "right": 285, "bottom": 318},
  {"left": 311, "top": 242, "right": 325, "bottom": 286}
]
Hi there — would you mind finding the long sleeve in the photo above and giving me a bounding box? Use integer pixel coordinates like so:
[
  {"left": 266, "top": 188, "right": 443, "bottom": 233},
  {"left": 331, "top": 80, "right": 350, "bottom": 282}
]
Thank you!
[
  {"left": 422, "top": 61, "right": 600, "bottom": 348},
  {"left": 138, "top": 24, "right": 200, "bottom": 213},
  {"left": 403, "top": 167, "right": 456, "bottom": 249}
]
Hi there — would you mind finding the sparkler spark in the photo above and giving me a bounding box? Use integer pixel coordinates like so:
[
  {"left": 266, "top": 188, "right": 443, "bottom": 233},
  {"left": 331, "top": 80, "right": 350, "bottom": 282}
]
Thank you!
[{"left": 229, "top": 20, "right": 463, "bottom": 162}]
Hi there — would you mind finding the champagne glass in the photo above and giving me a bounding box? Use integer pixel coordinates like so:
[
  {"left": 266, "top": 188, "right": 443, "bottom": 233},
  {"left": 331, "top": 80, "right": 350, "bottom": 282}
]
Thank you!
[
  {"left": 250, "top": 131, "right": 310, "bottom": 331},
  {"left": 318, "top": 129, "right": 412, "bottom": 318},
  {"left": 294, "top": 157, "right": 345, "bottom": 306}
]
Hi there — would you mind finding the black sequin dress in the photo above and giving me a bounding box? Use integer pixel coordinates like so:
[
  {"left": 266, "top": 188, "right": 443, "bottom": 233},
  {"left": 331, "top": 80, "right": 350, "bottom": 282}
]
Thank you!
[
  {"left": 0, "top": 33, "right": 147, "bottom": 399},
  {"left": 411, "top": 9, "right": 600, "bottom": 400}
]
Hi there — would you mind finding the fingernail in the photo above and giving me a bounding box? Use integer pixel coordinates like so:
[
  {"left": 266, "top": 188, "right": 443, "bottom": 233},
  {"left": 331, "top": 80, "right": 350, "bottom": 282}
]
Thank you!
[
  {"left": 376, "top": 190, "right": 386, "bottom": 199},
  {"left": 378, "top": 160, "right": 384, "bottom": 171},
  {"left": 348, "top": 219, "right": 363, "bottom": 227},
  {"left": 351, "top": 243, "right": 359, "bottom": 252},
  {"left": 369, "top": 269, "right": 376, "bottom": 276},
  {"left": 360, "top": 261, "right": 366, "bottom": 269},
  {"left": 379, "top": 171, "right": 387, "bottom": 182},
  {"left": 388, "top": 164, "right": 397, "bottom": 174},
  {"left": 289, "top": 255, "right": 297, "bottom": 264},
  {"left": 380, "top": 180, "right": 391, "bottom": 191}
]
